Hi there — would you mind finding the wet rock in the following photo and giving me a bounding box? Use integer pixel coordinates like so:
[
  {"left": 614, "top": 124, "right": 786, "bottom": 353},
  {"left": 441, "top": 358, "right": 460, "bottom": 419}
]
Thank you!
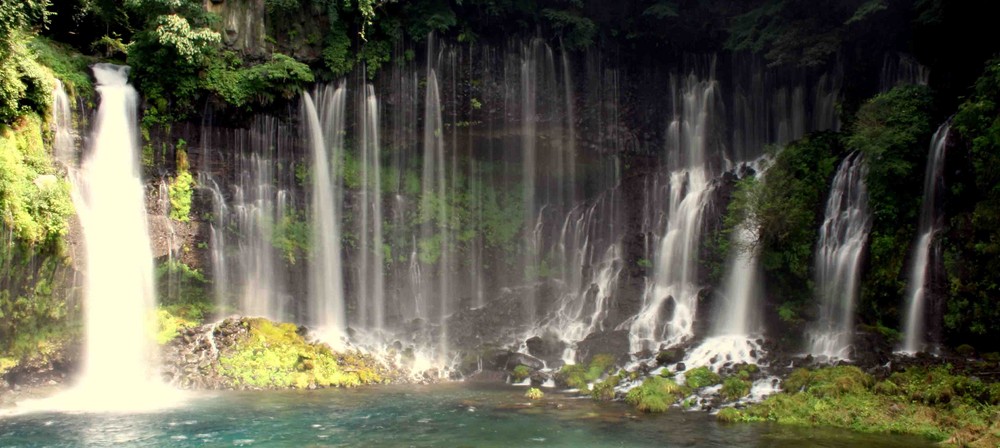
[
  {"left": 656, "top": 348, "right": 684, "bottom": 365},
  {"left": 675, "top": 362, "right": 686, "bottom": 372},
  {"left": 525, "top": 332, "right": 566, "bottom": 366},
  {"left": 505, "top": 352, "right": 545, "bottom": 371},
  {"left": 575, "top": 330, "right": 631, "bottom": 366}
]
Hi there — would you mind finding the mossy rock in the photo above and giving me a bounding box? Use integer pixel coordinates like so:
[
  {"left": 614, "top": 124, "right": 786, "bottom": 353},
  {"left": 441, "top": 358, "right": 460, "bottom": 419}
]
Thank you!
[
  {"left": 555, "top": 353, "right": 616, "bottom": 389},
  {"left": 591, "top": 374, "right": 621, "bottom": 401},
  {"left": 511, "top": 364, "right": 531, "bottom": 382},
  {"left": 215, "top": 318, "right": 387, "bottom": 389},
  {"left": 685, "top": 366, "right": 721, "bottom": 389}
]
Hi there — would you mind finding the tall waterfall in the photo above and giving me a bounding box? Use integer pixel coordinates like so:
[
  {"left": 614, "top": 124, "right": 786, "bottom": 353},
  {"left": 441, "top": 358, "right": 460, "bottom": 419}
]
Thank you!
[
  {"left": 681, "top": 158, "right": 769, "bottom": 371},
  {"left": 356, "top": 84, "right": 386, "bottom": 332},
  {"left": 808, "top": 152, "right": 871, "bottom": 359},
  {"left": 304, "top": 86, "right": 346, "bottom": 343},
  {"left": 420, "top": 35, "right": 451, "bottom": 362},
  {"left": 69, "top": 64, "right": 164, "bottom": 409},
  {"left": 901, "top": 123, "right": 950, "bottom": 354},
  {"left": 629, "top": 72, "right": 720, "bottom": 353}
]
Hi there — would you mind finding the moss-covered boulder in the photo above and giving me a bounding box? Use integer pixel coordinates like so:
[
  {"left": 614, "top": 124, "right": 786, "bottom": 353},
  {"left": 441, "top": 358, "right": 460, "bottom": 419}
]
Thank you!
[{"left": 162, "top": 317, "right": 406, "bottom": 390}]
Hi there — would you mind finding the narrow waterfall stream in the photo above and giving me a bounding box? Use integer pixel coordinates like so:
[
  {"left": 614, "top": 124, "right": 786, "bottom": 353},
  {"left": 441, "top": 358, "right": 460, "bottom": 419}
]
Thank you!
[
  {"left": 901, "top": 123, "right": 950, "bottom": 354},
  {"left": 808, "top": 152, "right": 871, "bottom": 359}
]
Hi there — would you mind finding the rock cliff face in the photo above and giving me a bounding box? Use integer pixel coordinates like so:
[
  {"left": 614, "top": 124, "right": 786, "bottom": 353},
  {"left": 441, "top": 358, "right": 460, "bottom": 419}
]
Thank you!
[{"left": 203, "top": 0, "right": 327, "bottom": 60}]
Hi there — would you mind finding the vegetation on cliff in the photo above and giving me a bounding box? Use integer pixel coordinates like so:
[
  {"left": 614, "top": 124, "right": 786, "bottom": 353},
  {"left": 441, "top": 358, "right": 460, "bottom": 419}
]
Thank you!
[{"left": 215, "top": 318, "right": 389, "bottom": 389}]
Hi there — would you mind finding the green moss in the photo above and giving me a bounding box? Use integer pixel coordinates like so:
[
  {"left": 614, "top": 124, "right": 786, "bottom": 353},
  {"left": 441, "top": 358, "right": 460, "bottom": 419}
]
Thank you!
[
  {"left": 155, "top": 307, "right": 196, "bottom": 344},
  {"left": 782, "top": 366, "right": 872, "bottom": 397},
  {"left": 167, "top": 141, "right": 193, "bottom": 222},
  {"left": 511, "top": 364, "right": 531, "bottom": 382},
  {"left": 625, "top": 376, "right": 688, "bottom": 413},
  {"left": 591, "top": 374, "right": 620, "bottom": 401},
  {"left": 525, "top": 387, "right": 544, "bottom": 400},
  {"left": 721, "top": 377, "right": 752, "bottom": 400},
  {"left": 557, "top": 353, "right": 616, "bottom": 390},
  {"left": 685, "top": 366, "right": 722, "bottom": 389},
  {"left": 270, "top": 208, "right": 310, "bottom": 265},
  {"left": 217, "top": 318, "right": 384, "bottom": 389},
  {"left": 716, "top": 407, "right": 742, "bottom": 423}
]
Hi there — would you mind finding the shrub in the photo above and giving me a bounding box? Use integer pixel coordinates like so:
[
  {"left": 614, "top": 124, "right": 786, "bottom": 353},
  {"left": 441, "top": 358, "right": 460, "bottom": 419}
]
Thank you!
[{"left": 525, "top": 387, "right": 544, "bottom": 400}]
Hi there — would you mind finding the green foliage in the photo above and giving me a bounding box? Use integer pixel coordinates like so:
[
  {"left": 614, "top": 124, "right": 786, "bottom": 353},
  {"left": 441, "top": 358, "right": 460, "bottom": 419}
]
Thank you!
[
  {"left": 0, "top": 29, "right": 55, "bottom": 125},
  {"left": 591, "top": 374, "right": 620, "bottom": 401},
  {"left": 781, "top": 366, "right": 873, "bottom": 397},
  {"left": 743, "top": 134, "right": 841, "bottom": 304},
  {"left": 543, "top": 8, "right": 596, "bottom": 50},
  {"left": 721, "top": 376, "right": 752, "bottom": 400},
  {"left": 203, "top": 52, "right": 314, "bottom": 109},
  {"left": 625, "top": 376, "right": 687, "bottom": 413},
  {"left": 716, "top": 407, "right": 742, "bottom": 423},
  {"left": 849, "top": 86, "right": 934, "bottom": 321},
  {"left": 685, "top": 366, "right": 721, "bottom": 389},
  {"left": 733, "top": 366, "right": 1000, "bottom": 445},
  {"left": 556, "top": 353, "right": 616, "bottom": 389},
  {"left": 218, "top": 318, "right": 385, "bottom": 389},
  {"left": 0, "top": 114, "right": 74, "bottom": 249},
  {"left": 27, "top": 37, "right": 94, "bottom": 102},
  {"left": 511, "top": 364, "right": 531, "bottom": 382},
  {"left": 945, "top": 58, "right": 1000, "bottom": 345},
  {"left": 270, "top": 208, "right": 311, "bottom": 265},
  {"left": 155, "top": 306, "right": 196, "bottom": 344},
  {"left": 168, "top": 142, "right": 194, "bottom": 222},
  {"left": 154, "top": 259, "right": 211, "bottom": 320},
  {"left": 525, "top": 387, "right": 544, "bottom": 400}
]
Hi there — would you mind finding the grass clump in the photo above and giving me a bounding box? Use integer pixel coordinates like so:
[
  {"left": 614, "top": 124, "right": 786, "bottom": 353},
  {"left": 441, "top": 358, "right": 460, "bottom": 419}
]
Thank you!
[
  {"left": 723, "top": 365, "right": 1000, "bottom": 446},
  {"left": 716, "top": 407, "right": 742, "bottom": 423},
  {"left": 721, "top": 376, "right": 752, "bottom": 400},
  {"left": 685, "top": 366, "right": 721, "bottom": 389},
  {"left": 217, "top": 318, "right": 385, "bottom": 389},
  {"left": 625, "top": 376, "right": 688, "bottom": 413},
  {"left": 511, "top": 364, "right": 531, "bottom": 382},
  {"left": 525, "top": 387, "right": 544, "bottom": 400},
  {"left": 591, "top": 374, "right": 621, "bottom": 401}
]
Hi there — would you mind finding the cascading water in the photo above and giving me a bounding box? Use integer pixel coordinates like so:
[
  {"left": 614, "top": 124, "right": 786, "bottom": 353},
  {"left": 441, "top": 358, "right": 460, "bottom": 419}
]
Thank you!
[
  {"left": 808, "top": 152, "right": 871, "bottom": 359},
  {"left": 629, "top": 72, "right": 720, "bottom": 353},
  {"left": 681, "top": 158, "right": 769, "bottom": 371},
  {"left": 420, "top": 35, "right": 451, "bottom": 363},
  {"left": 901, "top": 123, "right": 950, "bottom": 354},
  {"left": 47, "top": 64, "right": 174, "bottom": 411},
  {"left": 304, "top": 86, "right": 345, "bottom": 344},
  {"left": 356, "top": 84, "right": 386, "bottom": 332},
  {"left": 51, "top": 80, "right": 75, "bottom": 166}
]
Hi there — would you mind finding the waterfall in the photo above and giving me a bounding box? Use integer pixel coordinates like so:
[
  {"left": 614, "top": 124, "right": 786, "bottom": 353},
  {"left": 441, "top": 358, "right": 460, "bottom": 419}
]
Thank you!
[
  {"left": 680, "top": 158, "right": 769, "bottom": 371},
  {"left": 629, "top": 72, "right": 720, "bottom": 353},
  {"left": 808, "top": 152, "right": 871, "bottom": 359},
  {"left": 51, "top": 80, "right": 75, "bottom": 166},
  {"left": 304, "top": 87, "right": 345, "bottom": 344},
  {"left": 421, "top": 34, "right": 451, "bottom": 362},
  {"left": 65, "top": 64, "right": 167, "bottom": 410},
  {"left": 901, "top": 123, "right": 950, "bottom": 354},
  {"left": 356, "top": 84, "right": 386, "bottom": 332}
]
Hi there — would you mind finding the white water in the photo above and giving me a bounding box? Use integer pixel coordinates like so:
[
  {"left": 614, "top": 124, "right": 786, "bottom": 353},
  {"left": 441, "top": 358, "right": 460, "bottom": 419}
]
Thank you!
[
  {"left": 629, "top": 73, "right": 719, "bottom": 353},
  {"left": 808, "top": 152, "right": 871, "bottom": 359},
  {"left": 420, "top": 35, "right": 451, "bottom": 364},
  {"left": 901, "top": 123, "right": 950, "bottom": 354},
  {"left": 304, "top": 87, "right": 346, "bottom": 345},
  {"left": 28, "top": 64, "right": 179, "bottom": 412},
  {"left": 51, "top": 80, "right": 75, "bottom": 166},
  {"left": 357, "top": 84, "right": 386, "bottom": 331}
]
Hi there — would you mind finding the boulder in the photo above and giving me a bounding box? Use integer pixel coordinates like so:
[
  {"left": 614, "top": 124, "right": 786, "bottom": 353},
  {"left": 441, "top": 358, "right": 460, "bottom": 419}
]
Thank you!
[{"left": 575, "top": 330, "right": 630, "bottom": 366}]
